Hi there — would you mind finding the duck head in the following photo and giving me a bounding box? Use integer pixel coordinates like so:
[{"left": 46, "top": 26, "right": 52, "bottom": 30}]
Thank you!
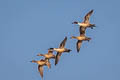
[
  {"left": 37, "top": 54, "right": 44, "bottom": 56},
  {"left": 70, "top": 36, "right": 76, "bottom": 39},
  {"left": 30, "top": 60, "right": 36, "bottom": 63},
  {"left": 72, "top": 21, "right": 78, "bottom": 24},
  {"left": 48, "top": 48, "right": 54, "bottom": 50}
]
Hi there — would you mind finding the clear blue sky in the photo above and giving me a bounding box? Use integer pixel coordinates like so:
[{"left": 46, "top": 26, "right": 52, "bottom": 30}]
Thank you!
[{"left": 0, "top": 0, "right": 120, "bottom": 80}]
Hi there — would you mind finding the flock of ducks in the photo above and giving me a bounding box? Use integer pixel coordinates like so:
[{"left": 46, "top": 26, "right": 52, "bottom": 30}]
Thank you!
[{"left": 30, "top": 9, "right": 96, "bottom": 79}]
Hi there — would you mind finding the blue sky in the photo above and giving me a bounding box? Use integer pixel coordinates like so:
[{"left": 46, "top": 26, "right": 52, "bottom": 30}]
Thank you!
[{"left": 0, "top": 0, "right": 120, "bottom": 80}]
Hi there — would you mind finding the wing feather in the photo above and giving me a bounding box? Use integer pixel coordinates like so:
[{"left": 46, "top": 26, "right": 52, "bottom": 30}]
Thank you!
[
  {"left": 84, "top": 10, "right": 93, "bottom": 23},
  {"left": 59, "top": 37, "right": 67, "bottom": 48},
  {"left": 55, "top": 52, "right": 62, "bottom": 65},
  {"left": 38, "top": 65, "right": 43, "bottom": 79},
  {"left": 79, "top": 27, "right": 86, "bottom": 35},
  {"left": 76, "top": 40, "right": 82, "bottom": 53}
]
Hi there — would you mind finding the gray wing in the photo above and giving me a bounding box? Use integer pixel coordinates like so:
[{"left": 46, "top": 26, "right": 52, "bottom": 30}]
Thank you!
[
  {"left": 79, "top": 27, "right": 86, "bottom": 35},
  {"left": 59, "top": 37, "right": 67, "bottom": 48},
  {"left": 38, "top": 65, "right": 43, "bottom": 79},
  {"left": 76, "top": 40, "right": 82, "bottom": 53},
  {"left": 84, "top": 10, "right": 93, "bottom": 23},
  {"left": 55, "top": 52, "right": 62, "bottom": 65}
]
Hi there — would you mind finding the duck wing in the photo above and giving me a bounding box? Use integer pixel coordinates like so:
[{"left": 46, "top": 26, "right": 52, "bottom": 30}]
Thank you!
[
  {"left": 76, "top": 40, "right": 82, "bottom": 53},
  {"left": 46, "top": 60, "right": 51, "bottom": 69},
  {"left": 55, "top": 52, "right": 62, "bottom": 65},
  {"left": 59, "top": 37, "right": 67, "bottom": 48},
  {"left": 79, "top": 27, "right": 86, "bottom": 35},
  {"left": 84, "top": 10, "right": 93, "bottom": 23},
  {"left": 38, "top": 65, "right": 43, "bottom": 79}
]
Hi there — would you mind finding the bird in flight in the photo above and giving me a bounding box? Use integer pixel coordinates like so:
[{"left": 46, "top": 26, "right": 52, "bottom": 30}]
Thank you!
[
  {"left": 72, "top": 9, "right": 95, "bottom": 35},
  {"left": 49, "top": 37, "right": 72, "bottom": 65},
  {"left": 30, "top": 59, "right": 51, "bottom": 79},
  {"left": 71, "top": 33, "right": 91, "bottom": 53},
  {"left": 37, "top": 49, "right": 55, "bottom": 62}
]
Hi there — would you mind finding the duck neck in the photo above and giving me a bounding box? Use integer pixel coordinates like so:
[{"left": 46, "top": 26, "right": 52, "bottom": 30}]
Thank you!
[{"left": 71, "top": 36, "right": 76, "bottom": 39}]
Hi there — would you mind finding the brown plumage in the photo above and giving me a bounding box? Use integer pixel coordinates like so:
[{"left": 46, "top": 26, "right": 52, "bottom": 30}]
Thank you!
[
  {"left": 37, "top": 49, "right": 55, "bottom": 61},
  {"left": 76, "top": 40, "right": 82, "bottom": 52},
  {"left": 84, "top": 9, "right": 94, "bottom": 23}
]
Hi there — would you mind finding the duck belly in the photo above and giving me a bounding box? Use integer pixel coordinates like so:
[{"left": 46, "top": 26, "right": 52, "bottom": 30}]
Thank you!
[
  {"left": 80, "top": 23, "right": 89, "bottom": 27},
  {"left": 77, "top": 36, "right": 86, "bottom": 40},
  {"left": 38, "top": 61, "right": 46, "bottom": 65},
  {"left": 55, "top": 48, "right": 65, "bottom": 53},
  {"left": 45, "top": 54, "right": 54, "bottom": 58}
]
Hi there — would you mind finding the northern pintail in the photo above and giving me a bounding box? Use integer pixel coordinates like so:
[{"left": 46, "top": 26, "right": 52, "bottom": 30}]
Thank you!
[
  {"left": 71, "top": 34, "right": 91, "bottom": 53},
  {"left": 49, "top": 37, "right": 72, "bottom": 65},
  {"left": 72, "top": 10, "right": 95, "bottom": 34}
]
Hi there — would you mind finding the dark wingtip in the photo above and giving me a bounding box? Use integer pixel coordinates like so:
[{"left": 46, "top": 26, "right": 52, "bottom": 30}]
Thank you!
[
  {"left": 68, "top": 49, "right": 72, "bottom": 52},
  {"left": 55, "top": 63, "right": 57, "bottom": 66},
  {"left": 55, "top": 58, "right": 58, "bottom": 66},
  {"left": 55, "top": 61, "right": 57, "bottom": 66},
  {"left": 77, "top": 49, "right": 80, "bottom": 53}
]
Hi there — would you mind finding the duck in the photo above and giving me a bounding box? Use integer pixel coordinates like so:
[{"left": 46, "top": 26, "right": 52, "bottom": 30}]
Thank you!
[
  {"left": 30, "top": 59, "right": 51, "bottom": 79},
  {"left": 49, "top": 37, "right": 72, "bottom": 65},
  {"left": 37, "top": 49, "right": 55, "bottom": 62},
  {"left": 72, "top": 9, "right": 95, "bottom": 34},
  {"left": 71, "top": 34, "right": 91, "bottom": 53}
]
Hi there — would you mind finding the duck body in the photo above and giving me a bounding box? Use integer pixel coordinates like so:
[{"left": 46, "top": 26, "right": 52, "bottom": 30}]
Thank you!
[
  {"left": 52, "top": 48, "right": 71, "bottom": 53},
  {"left": 31, "top": 59, "right": 50, "bottom": 67},
  {"left": 78, "top": 22, "right": 95, "bottom": 28},
  {"left": 37, "top": 50, "right": 55, "bottom": 60},
  {"left": 44, "top": 53, "right": 55, "bottom": 59},
  {"left": 71, "top": 35, "right": 91, "bottom": 41}
]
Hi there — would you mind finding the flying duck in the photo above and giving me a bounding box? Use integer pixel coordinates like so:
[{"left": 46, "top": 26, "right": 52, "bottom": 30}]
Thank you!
[
  {"left": 71, "top": 34, "right": 91, "bottom": 53},
  {"left": 30, "top": 59, "right": 51, "bottom": 79},
  {"left": 72, "top": 9, "right": 95, "bottom": 34},
  {"left": 49, "top": 37, "right": 72, "bottom": 65},
  {"left": 37, "top": 49, "right": 55, "bottom": 63}
]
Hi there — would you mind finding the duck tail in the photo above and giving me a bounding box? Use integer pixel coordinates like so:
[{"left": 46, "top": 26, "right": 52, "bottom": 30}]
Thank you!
[
  {"left": 65, "top": 49, "right": 72, "bottom": 53},
  {"left": 90, "top": 24, "right": 96, "bottom": 29},
  {"left": 86, "top": 37, "right": 91, "bottom": 42}
]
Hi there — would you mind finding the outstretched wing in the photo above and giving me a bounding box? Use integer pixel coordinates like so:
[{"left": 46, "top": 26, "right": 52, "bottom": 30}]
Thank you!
[
  {"left": 46, "top": 61, "right": 51, "bottom": 69},
  {"left": 55, "top": 52, "right": 62, "bottom": 65},
  {"left": 84, "top": 10, "right": 93, "bottom": 23},
  {"left": 76, "top": 40, "right": 82, "bottom": 53},
  {"left": 59, "top": 37, "right": 67, "bottom": 48},
  {"left": 79, "top": 27, "right": 86, "bottom": 35},
  {"left": 38, "top": 65, "right": 43, "bottom": 79}
]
